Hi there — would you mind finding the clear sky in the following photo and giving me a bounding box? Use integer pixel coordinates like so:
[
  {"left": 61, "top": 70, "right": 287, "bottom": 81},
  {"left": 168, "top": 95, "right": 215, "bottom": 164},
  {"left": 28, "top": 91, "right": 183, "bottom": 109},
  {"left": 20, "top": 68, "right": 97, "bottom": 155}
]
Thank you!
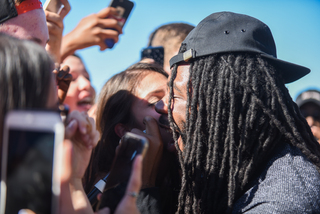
[{"left": 42, "top": 0, "right": 320, "bottom": 100}]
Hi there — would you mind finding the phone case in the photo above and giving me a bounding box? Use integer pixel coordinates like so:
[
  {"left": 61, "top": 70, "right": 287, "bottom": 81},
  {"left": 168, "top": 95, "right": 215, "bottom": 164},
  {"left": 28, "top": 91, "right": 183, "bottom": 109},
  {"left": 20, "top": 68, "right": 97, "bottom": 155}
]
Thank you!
[
  {"left": 141, "top": 46, "right": 164, "bottom": 66},
  {"left": 105, "top": 0, "right": 134, "bottom": 48}
]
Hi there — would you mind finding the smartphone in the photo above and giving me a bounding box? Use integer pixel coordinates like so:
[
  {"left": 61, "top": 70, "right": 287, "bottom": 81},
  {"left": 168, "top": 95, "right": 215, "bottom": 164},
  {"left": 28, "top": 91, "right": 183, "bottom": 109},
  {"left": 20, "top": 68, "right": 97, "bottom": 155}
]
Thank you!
[
  {"left": 43, "top": 0, "right": 63, "bottom": 13},
  {"left": 105, "top": 0, "right": 134, "bottom": 48},
  {"left": 141, "top": 46, "right": 164, "bottom": 67},
  {"left": 0, "top": 110, "right": 64, "bottom": 214},
  {"left": 96, "top": 132, "right": 148, "bottom": 211}
]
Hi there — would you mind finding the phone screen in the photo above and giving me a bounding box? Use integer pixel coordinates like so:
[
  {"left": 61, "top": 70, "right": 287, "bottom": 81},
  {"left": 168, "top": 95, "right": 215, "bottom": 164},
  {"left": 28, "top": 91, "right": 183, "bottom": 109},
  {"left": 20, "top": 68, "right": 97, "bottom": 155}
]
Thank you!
[{"left": 4, "top": 129, "right": 55, "bottom": 214}]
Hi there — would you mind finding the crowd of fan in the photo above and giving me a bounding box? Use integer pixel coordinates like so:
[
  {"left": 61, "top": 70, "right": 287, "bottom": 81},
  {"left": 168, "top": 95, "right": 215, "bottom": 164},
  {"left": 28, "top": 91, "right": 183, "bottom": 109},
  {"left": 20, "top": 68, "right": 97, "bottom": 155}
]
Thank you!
[{"left": 1, "top": 0, "right": 320, "bottom": 213}]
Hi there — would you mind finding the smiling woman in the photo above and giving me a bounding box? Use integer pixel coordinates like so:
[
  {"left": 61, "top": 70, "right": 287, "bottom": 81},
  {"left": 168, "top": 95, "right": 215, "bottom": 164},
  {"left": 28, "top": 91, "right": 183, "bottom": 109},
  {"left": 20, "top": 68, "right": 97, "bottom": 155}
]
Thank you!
[{"left": 61, "top": 54, "right": 95, "bottom": 113}]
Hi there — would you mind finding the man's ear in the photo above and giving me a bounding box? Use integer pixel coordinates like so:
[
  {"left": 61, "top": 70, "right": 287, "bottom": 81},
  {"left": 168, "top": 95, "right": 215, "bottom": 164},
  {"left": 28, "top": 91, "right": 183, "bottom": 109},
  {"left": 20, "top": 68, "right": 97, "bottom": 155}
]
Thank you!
[{"left": 114, "top": 123, "right": 127, "bottom": 138}]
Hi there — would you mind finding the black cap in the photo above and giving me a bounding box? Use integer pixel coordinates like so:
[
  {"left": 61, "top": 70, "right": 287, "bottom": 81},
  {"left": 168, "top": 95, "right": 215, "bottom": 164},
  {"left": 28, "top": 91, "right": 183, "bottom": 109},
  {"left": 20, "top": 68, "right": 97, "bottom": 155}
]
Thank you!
[
  {"left": 170, "top": 12, "right": 310, "bottom": 83},
  {"left": 296, "top": 90, "right": 320, "bottom": 108},
  {"left": 0, "top": 0, "right": 18, "bottom": 24}
]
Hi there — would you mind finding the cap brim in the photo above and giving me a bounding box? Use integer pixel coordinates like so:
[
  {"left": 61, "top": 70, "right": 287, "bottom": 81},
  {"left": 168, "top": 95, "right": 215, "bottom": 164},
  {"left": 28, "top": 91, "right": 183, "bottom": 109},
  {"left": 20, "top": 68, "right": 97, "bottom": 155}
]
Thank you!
[
  {"left": 170, "top": 52, "right": 310, "bottom": 84},
  {"left": 169, "top": 54, "right": 184, "bottom": 68},
  {"left": 297, "top": 99, "right": 320, "bottom": 108},
  {"left": 261, "top": 54, "right": 310, "bottom": 84}
]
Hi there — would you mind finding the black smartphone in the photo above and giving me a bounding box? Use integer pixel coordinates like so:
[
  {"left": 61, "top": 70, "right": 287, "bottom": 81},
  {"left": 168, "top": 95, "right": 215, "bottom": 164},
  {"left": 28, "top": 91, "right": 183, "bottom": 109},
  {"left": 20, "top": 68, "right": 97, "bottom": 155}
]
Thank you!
[
  {"left": 141, "top": 46, "right": 164, "bottom": 67},
  {"left": 0, "top": 110, "right": 64, "bottom": 214},
  {"left": 105, "top": 0, "right": 134, "bottom": 48},
  {"left": 96, "top": 132, "right": 148, "bottom": 211}
]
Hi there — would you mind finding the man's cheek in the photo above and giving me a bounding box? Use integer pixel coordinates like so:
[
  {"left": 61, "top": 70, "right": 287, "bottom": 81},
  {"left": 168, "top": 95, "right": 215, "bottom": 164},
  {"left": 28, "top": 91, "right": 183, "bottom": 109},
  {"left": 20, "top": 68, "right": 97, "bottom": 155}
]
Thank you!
[{"left": 178, "top": 136, "right": 185, "bottom": 151}]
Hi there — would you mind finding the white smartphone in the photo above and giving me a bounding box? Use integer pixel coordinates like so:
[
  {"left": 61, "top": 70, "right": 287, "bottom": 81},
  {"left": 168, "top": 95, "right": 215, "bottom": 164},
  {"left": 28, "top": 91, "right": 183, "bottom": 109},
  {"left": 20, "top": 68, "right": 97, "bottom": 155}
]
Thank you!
[
  {"left": 43, "top": 0, "right": 63, "bottom": 13},
  {"left": 0, "top": 110, "right": 64, "bottom": 214}
]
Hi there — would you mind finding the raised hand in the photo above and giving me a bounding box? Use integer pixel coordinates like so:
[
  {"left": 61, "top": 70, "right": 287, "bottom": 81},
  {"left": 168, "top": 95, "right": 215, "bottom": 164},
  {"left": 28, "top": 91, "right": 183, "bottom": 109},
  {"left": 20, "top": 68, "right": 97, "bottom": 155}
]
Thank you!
[
  {"left": 45, "top": 0, "right": 71, "bottom": 63},
  {"left": 131, "top": 116, "right": 164, "bottom": 188},
  {"left": 61, "top": 7, "right": 122, "bottom": 61}
]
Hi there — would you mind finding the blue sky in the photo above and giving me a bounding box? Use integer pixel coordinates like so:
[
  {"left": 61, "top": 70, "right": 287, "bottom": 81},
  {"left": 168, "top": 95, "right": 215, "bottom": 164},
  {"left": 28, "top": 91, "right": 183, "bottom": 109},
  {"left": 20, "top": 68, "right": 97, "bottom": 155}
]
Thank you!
[{"left": 43, "top": 0, "right": 320, "bottom": 100}]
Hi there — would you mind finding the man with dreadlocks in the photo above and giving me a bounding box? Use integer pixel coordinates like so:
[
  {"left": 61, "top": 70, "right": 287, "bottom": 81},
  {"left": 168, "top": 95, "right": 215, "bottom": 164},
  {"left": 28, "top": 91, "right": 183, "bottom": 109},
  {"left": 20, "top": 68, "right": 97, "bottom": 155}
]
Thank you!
[{"left": 155, "top": 12, "right": 320, "bottom": 213}]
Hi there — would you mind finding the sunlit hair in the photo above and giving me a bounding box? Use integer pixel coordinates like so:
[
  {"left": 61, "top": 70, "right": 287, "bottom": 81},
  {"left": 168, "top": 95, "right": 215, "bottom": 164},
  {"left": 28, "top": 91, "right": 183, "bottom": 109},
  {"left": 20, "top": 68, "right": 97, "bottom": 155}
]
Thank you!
[
  {"left": 168, "top": 45, "right": 320, "bottom": 213},
  {"left": 70, "top": 53, "right": 90, "bottom": 75}
]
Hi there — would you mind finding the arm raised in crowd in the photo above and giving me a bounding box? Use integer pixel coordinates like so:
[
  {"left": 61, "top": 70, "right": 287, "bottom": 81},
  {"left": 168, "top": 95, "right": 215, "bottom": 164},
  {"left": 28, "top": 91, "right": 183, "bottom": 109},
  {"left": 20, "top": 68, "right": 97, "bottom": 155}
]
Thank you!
[
  {"left": 61, "top": 7, "right": 122, "bottom": 61},
  {"left": 64, "top": 111, "right": 99, "bottom": 213},
  {"left": 60, "top": 137, "right": 142, "bottom": 214},
  {"left": 45, "top": 0, "right": 71, "bottom": 64},
  {"left": 63, "top": 111, "right": 142, "bottom": 214}
]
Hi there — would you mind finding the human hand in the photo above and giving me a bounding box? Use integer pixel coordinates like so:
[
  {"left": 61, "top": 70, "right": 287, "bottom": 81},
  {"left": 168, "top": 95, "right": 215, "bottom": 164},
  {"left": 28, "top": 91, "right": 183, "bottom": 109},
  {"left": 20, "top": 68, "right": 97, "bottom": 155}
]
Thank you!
[
  {"left": 53, "top": 64, "right": 72, "bottom": 104},
  {"left": 59, "top": 141, "right": 141, "bottom": 214},
  {"left": 95, "top": 155, "right": 143, "bottom": 214},
  {"left": 45, "top": 0, "right": 71, "bottom": 63},
  {"left": 61, "top": 7, "right": 122, "bottom": 61},
  {"left": 114, "top": 155, "right": 142, "bottom": 214},
  {"left": 65, "top": 111, "right": 100, "bottom": 179},
  {"left": 131, "top": 116, "right": 163, "bottom": 188},
  {"left": 59, "top": 139, "right": 76, "bottom": 214}
]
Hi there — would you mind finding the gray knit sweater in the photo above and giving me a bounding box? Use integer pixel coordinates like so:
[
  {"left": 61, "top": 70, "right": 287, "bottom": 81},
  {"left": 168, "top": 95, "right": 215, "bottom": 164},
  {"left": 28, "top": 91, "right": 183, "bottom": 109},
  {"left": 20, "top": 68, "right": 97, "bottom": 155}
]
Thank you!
[{"left": 233, "top": 143, "right": 320, "bottom": 213}]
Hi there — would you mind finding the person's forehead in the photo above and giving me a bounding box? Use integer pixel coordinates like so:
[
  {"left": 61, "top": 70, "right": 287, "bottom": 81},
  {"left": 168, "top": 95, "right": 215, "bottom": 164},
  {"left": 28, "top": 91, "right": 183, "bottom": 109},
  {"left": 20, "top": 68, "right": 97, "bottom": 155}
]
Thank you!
[
  {"left": 0, "top": 9, "right": 49, "bottom": 47},
  {"left": 174, "top": 63, "right": 190, "bottom": 86},
  {"left": 62, "top": 56, "right": 88, "bottom": 74},
  {"left": 62, "top": 56, "right": 90, "bottom": 81},
  {"left": 136, "top": 72, "right": 167, "bottom": 98}
]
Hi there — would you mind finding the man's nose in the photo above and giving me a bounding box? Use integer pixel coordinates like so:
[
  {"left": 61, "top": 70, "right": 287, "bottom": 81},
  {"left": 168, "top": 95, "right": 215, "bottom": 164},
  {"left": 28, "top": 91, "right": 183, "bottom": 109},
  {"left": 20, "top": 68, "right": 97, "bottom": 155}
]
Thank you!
[{"left": 155, "top": 98, "right": 168, "bottom": 114}]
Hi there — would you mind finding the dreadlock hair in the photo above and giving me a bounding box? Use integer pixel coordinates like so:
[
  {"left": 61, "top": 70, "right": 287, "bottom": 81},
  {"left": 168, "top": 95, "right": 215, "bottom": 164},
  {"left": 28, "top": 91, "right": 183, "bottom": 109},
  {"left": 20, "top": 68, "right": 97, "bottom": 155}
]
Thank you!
[{"left": 168, "top": 45, "right": 320, "bottom": 214}]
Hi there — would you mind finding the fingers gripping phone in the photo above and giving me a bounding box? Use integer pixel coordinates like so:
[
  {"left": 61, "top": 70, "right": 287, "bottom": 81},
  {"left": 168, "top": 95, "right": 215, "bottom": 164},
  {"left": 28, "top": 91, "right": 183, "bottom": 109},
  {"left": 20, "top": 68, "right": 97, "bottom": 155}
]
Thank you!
[
  {"left": 0, "top": 110, "right": 64, "bottom": 214},
  {"left": 105, "top": 0, "right": 134, "bottom": 48},
  {"left": 141, "top": 46, "right": 164, "bottom": 67},
  {"left": 96, "top": 132, "right": 148, "bottom": 211},
  {"left": 43, "top": 0, "right": 63, "bottom": 13}
]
